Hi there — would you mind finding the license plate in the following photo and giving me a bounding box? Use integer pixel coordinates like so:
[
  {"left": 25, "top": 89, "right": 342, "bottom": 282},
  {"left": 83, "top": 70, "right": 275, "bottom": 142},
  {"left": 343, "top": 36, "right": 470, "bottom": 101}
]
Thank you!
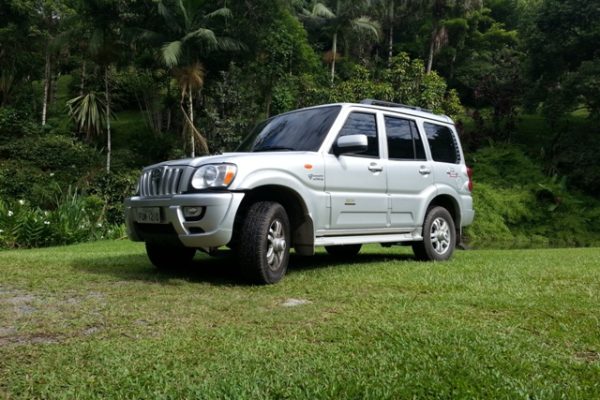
[{"left": 135, "top": 207, "right": 161, "bottom": 224}]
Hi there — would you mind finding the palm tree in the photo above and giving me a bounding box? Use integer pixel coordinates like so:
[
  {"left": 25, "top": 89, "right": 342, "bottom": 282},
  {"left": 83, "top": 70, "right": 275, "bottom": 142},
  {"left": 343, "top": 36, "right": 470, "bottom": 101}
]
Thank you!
[
  {"left": 425, "top": 0, "right": 481, "bottom": 74},
  {"left": 66, "top": 91, "right": 111, "bottom": 141},
  {"left": 374, "top": 0, "right": 421, "bottom": 67},
  {"left": 76, "top": 0, "right": 122, "bottom": 173},
  {"left": 153, "top": 0, "right": 242, "bottom": 157},
  {"left": 305, "top": 0, "right": 380, "bottom": 83}
]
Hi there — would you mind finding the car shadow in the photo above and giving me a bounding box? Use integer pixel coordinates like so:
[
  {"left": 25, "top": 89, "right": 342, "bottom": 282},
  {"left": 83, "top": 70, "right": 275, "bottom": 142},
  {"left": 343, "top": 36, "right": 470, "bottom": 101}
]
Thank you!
[{"left": 71, "top": 249, "right": 416, "bottom": 286}]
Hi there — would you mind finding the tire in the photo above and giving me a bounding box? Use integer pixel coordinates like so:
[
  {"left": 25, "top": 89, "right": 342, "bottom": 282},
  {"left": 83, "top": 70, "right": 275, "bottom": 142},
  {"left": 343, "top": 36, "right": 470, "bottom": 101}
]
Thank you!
[
  {"left": 145, "top": 242, "right": 196, "bottom": 271},
  {"left": 412, "top": 206, "right": 456, "bottom": 261},
  {"left": 237, "top": 201, "right": 290, "bottom": 284},
  {"left": 325, "top": 244, "right": 362, "bottom": 258}
]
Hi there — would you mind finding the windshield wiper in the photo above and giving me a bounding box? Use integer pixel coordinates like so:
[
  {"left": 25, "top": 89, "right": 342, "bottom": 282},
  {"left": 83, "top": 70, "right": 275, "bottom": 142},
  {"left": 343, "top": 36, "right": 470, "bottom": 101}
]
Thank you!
[{"left": 252, "top": 146, "right": 295, "bottom": 152}]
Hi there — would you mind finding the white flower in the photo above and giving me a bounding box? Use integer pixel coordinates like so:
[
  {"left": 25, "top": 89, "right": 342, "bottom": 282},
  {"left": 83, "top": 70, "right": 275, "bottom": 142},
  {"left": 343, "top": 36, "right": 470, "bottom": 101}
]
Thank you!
[
  {"left": 96, "top": 223, "right": 103, "bottom": 228},
  {"left": 7, "top": 211, "right": 13, "bottom": 217},
  {"left": 0, "top": 229, "right": 3, "bottom": 233},
  {"left": 18, "top": 199, "right": 25, "bottom": 205},
  {"left": 49, "top": 172, "right": 55, "bottom": 177},
  {"left": 44, "top": 211, "right": 49, "bottom": 216},
  {"left": 44, "top": 221, "right": 50, "bottom": 225}
]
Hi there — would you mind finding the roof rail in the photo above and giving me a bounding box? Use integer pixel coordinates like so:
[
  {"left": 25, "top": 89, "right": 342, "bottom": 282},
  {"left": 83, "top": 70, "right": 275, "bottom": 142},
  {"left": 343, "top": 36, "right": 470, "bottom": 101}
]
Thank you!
[{"left": 359, "top": 99, "right": 434, "bottom": 114}]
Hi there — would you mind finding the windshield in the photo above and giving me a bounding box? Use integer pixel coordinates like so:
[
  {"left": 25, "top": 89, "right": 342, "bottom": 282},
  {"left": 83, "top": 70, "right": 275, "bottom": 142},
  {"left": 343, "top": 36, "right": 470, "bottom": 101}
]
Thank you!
[{"left": 237, "top": 106, "right": 341, "bottom": 152}]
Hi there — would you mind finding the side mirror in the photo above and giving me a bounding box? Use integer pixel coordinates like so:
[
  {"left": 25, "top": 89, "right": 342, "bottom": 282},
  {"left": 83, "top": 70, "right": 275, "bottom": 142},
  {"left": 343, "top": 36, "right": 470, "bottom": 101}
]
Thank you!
[{"left": 334, "top": 134, "right": 368, "bottom": 156}]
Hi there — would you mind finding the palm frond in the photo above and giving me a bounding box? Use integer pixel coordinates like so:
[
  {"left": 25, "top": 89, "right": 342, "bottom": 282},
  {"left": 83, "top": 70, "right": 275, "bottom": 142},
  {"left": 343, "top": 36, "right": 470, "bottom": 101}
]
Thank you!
[
  {"left": 215, "top": 36, "right": 246, "bottom": 52},
  {"left": 161, "top": 41, "right": 183, "bottom": 68},
  {"left": 158, "top": 1, "right": 182, "bottom": 33},
  {"left": 174, "top": 62, "right": 205, "bottom": 91},
  {"left": 312, "top": 2, "right": 336, "bottom": 19},
  {"left": 88, "top": 28, "right": 105, "bottom": 55},
  {"left": 351, "top": 17, "right": 381, "bottom": 38},
  {"left": 205, "top": 7, "right": 232, "bottom": 19},
  {"left": 183, "top": 28, "right": 218, "bottom": 47},
  {"left": 67, "top": 92, "right": 108, "bottom": 139},
  {"left": 177, "top": 0, "right": 190, "bottom": 27}
]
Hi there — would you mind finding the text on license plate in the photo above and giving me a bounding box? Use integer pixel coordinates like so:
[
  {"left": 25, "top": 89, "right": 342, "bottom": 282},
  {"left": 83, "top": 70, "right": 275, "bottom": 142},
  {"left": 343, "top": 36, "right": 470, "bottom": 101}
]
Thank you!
[{"left": 135, "top": 207, "right": 161, "bottom": 223}]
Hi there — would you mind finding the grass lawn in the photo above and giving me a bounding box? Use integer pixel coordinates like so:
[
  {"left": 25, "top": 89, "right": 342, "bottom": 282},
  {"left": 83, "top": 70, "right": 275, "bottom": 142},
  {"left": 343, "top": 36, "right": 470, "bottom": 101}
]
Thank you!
[{"left": 0, "top": 242, "right": 599, "bottom": 399}]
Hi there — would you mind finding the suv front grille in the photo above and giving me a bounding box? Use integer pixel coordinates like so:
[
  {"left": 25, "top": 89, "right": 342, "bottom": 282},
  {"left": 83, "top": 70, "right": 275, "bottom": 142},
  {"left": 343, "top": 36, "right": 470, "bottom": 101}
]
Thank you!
[{"left": 139, "top": 166, "right": 184, "bottom": 197}]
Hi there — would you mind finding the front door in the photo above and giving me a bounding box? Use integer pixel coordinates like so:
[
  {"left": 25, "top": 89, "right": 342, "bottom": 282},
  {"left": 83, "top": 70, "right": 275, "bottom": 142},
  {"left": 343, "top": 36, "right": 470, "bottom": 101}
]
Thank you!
[{"left": 324, "top": 111, "right": 388, "bottom": 231}]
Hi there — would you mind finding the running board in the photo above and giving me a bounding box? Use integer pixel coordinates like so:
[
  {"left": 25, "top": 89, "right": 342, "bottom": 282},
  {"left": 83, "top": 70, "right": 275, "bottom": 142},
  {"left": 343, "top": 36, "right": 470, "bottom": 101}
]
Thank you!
[{"left": 314, "top": 232, "right": 422, "bottom": 247}]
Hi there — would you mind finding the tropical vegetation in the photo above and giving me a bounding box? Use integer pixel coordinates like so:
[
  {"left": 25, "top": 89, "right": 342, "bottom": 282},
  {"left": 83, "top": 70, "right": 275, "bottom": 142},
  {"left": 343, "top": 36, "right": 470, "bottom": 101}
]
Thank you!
[{"left": 1, "top": 0, "right": 600, "bottom": 249}]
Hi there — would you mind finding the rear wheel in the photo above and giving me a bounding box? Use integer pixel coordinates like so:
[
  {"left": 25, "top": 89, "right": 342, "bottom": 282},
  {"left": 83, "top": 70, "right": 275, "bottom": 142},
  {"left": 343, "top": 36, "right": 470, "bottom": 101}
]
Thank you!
[
  {"left": 237, "top": 201, "right": 290, "bottom": 284},
  {"left": 145, "top": 242, "right": 196, "bottom": 271},
  {"left": 325, "top": 244, "right": 362, "bottom": 258},
  {"left": 412, "top": 206, "right": 456, "bottom": 261}
]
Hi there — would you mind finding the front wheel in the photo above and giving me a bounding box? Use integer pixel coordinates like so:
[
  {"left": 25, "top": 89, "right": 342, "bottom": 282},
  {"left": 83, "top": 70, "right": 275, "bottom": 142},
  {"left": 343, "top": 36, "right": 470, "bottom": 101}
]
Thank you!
[
  {"left": 237, "top": 201, "right": 290, "bottom": 284},
  {"left": 412, "top": 206, "right": 456, "bottom": 261},
  {"left": 145, "top": 242, "right": 196, "bottom": 271}
]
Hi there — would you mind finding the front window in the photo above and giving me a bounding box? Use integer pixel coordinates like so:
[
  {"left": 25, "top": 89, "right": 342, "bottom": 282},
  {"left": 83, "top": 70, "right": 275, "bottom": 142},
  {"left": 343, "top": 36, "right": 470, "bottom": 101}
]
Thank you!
[
  {"left": 237, "top": 106, "right": 341, "bottom": 152},
  {"left": 333, "top": 112, "right": 379, "bottom": 157}
]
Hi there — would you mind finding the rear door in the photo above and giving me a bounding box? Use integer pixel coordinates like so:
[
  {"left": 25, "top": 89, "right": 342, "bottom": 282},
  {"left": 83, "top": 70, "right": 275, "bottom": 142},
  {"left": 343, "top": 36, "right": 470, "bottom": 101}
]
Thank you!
[
  {"left": 383, "top": 114, "right": 434, "bottom": 229},
  {"left": 324, "top": 111, "right": 388, "bottom": 231}
]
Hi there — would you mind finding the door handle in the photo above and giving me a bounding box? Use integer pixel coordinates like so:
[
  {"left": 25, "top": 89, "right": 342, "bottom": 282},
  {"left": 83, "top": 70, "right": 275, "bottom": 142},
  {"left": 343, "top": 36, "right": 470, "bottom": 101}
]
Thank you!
[
  {"left": 419, "top": 166, "right": 431, "bottom": 175},
  {"left": 368, "top": 163, "right": 383, "bottom": 172}
]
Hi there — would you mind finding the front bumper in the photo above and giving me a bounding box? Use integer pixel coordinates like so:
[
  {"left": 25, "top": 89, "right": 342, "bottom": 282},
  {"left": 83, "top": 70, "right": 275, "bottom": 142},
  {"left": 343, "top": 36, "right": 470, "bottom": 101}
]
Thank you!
[{"left": 124, "top": 192, "right": 245, "bottom": 250}]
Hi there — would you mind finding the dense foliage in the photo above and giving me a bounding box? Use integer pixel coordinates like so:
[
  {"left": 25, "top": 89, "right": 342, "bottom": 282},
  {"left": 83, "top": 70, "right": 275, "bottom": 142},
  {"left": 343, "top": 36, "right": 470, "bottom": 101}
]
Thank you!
[{"left": 1, "top": 0, "right": 599, "bottom": 248}]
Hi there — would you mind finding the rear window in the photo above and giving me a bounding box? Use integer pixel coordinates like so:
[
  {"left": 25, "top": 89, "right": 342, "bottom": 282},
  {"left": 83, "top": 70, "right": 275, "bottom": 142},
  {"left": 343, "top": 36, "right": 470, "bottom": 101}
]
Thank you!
[{"left": 423, "top": 122, "right": 460, "bottom": 164}]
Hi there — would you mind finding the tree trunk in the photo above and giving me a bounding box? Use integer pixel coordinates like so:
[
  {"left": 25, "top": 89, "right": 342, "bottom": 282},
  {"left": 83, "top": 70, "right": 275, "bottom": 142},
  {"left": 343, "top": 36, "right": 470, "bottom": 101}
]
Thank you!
[
  {"left": 426, "top": 27, "right": 436, "bottom": 74},
  {"left": 42, "top": 49, "right": 51, "bottom": 126},
  {"left": 330, "top": 0, "right": 341, "bottom": 84},
  {"left": 105, "top": 66, "right": 112, "bottom": 173},
  {"left": 330, "top": 31, "right": 338, "bottom": 84},
  {"left": 388, "top": 0, "right": 394, "bottom": 67},
  {"left": 80, "top": 61, "right": 86, "bottom": 96},
  {"left": 188, "top": 88, "right": 195, "bottom": 158}
]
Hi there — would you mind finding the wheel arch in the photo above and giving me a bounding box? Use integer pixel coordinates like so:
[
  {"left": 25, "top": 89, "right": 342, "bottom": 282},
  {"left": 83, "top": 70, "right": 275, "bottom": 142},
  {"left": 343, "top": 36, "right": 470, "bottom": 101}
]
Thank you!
[
  {"left": 232, "top": 185, "right": 315, "bottom": 255},
  {"left": 426, "top": 194, "right": 461, "bottom": 233}
]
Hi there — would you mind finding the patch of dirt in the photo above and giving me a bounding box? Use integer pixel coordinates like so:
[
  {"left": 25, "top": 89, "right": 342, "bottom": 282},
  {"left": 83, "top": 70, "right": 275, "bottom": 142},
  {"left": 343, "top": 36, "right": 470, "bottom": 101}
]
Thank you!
[
  {"left": 281, "top": 298, "right": 312, "bottom": 307},
  {"left": 0, "top": 334, "right": 63, "bottom": 346},
  {"left": 575, "top": 350, "right": 600, "bottom": 363}
]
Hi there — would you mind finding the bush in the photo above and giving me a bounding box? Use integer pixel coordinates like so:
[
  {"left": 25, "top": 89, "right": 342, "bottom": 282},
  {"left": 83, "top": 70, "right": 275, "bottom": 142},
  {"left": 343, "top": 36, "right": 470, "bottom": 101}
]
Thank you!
[
  {"left": 86, "top": 170, "right": 139, "bottom": 225},
  {"left": 0, "top": 190, "right": 123, "bottom": 249},
  {"left": 465, "top": 145, "right": 600, "bottom": 248},
  {"left": 0, "top": 135, "right": 102, "bottom": 206}
]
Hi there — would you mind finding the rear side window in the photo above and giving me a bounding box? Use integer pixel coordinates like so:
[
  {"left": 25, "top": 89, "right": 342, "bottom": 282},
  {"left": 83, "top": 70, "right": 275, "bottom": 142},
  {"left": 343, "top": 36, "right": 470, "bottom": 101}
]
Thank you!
[
  {"left": 423, "top": 122, "right": 460, "bottom": 164},
  {"left": 384, "top": 116, "right": 426, "bottom": 160},
  {"left": 336, "top": 112, "right": 379, "bottom": 157}
]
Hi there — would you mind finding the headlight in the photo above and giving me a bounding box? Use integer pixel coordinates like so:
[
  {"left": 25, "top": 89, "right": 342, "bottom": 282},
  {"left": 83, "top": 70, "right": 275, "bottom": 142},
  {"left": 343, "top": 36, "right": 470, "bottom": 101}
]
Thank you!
[{"left": 190, "top": 164, "right": 237, "bottom": 190}]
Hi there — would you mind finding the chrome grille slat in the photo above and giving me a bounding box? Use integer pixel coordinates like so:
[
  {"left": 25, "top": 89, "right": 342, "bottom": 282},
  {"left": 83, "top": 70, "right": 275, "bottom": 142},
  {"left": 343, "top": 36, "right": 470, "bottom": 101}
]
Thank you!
[{"left": 139, "top": 166, "right": 184, "bottom": 197}]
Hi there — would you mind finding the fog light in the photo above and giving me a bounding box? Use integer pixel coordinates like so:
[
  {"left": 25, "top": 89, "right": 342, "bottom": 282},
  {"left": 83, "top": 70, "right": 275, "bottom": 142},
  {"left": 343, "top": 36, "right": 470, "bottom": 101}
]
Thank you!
[{"left": 183, "top": 206, "right": 204, "bottom": 221}]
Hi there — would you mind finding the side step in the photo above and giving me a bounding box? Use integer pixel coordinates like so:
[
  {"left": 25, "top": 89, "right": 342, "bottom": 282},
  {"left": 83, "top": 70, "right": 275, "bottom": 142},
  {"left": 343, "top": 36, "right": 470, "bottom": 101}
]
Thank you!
[{"left": 314, "top": 232, "right": 422, "bottom": 247}]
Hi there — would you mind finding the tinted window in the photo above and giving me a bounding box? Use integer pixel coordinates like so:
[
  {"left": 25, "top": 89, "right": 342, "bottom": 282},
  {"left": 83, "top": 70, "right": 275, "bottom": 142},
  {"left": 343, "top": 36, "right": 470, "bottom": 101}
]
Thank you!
[
  {"left": 237, "top": 106, "right": 341, "bottom": 152},
  {"left": 336, "top": 112, "right": 378, "bottom": 157},
  {"left": 384, "top": 116, "right": 426, "bottom": 160},
  {"left": 423, "top": 122, "right": 460, "bottom": 164}
]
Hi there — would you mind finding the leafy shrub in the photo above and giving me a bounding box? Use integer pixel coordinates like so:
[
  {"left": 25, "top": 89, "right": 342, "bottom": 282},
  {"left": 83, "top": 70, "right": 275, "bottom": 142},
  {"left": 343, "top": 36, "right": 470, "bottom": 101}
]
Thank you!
[
  {"left": 0, "top": 107, "right": 41, "bottom": 142},
  {"left": 0, "top": 134, "right": 101, "bottom": 172},
  {"left": 465, "top": 145, "right": 600, "bottom": 248},
  {"left": 0, "top": 135, "right": 101, "bottom": 206},
  {"left": 0, "top": 189, "right": 122, "bottom": 249},
  {"left": 86, "top": 170, "right": 139, "bottom": 225}
]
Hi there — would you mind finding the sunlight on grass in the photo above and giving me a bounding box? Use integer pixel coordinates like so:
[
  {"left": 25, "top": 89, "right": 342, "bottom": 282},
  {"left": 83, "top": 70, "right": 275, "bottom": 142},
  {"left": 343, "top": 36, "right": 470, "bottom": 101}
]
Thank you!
[{"left": 1, "top": 242, "right": 599, "bottom": 398}]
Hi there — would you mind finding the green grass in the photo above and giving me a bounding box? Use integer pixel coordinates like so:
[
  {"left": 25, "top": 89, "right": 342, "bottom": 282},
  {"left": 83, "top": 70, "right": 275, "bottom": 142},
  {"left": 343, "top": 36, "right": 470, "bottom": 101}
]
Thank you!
[{"left": 1, "top": 242, "right": 599, "bottom": 399}]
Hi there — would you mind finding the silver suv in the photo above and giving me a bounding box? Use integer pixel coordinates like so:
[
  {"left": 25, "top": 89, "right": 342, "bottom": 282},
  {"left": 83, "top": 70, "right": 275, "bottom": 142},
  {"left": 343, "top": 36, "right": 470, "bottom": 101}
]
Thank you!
[{"left": 125, "top": 100, "right": 474, "bottom": 284}]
